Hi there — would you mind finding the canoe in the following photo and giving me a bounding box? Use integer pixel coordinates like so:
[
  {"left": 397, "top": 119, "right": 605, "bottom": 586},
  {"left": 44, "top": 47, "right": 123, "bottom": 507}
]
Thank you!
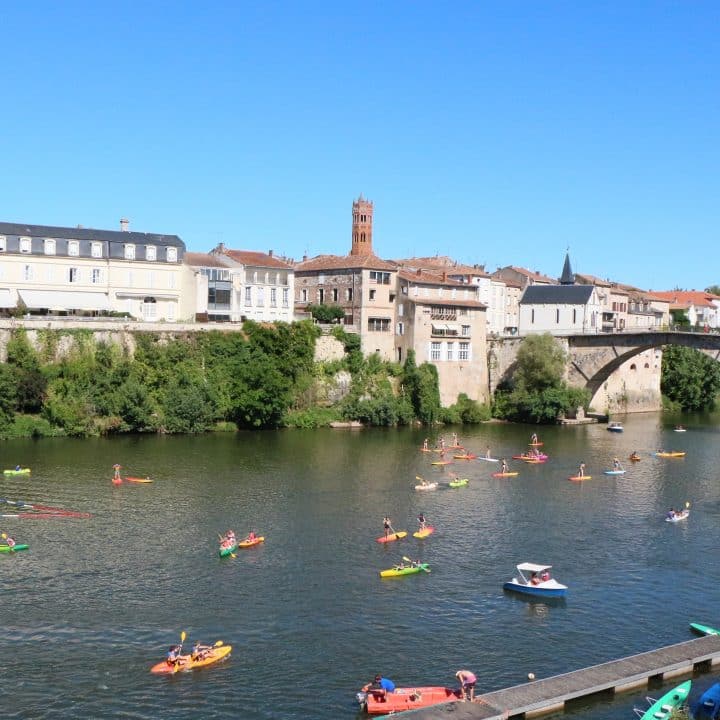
[
  {"left": 453, "top": 454, "right": 477, "bottom": 460},
  {"left": 493, "top": 472, "right": 518, "bottom": 478},
  {"left": 415, "top": 482, "right": 438, "bottom": 491},
  {"left": 380, "top": 563, "right": 430, "bottom": 578},
  {"left": 150, "top": 643, "right": 232, "bottom": 674},
  {"left": 603, "top": 470, "right": 626, "bottom": 475},
  {"left": 3, "top": 468, "right": 31, "bottom": 475},
  {"left": 431, "top": 460, "right": 453, "bottom": 466},
  {"left": 376, "top": 531, "right": 407, "bottom": 543},
  {"left": 238, "top": 536, "right": 264, "bottom": 548},
  {"left": 568, "top": 475, "right": 592, "bottom": 481},
  {"left": 665, "top": 510, "right": 689, "bottom": 523},
  {"left": 636, "top": 679, "right": 691, "bottom": 720},
  {"left": 126, "top": 476, "right": 153, "bottom": 483},
  {"left": 0, "top": 544, "right": 29, "bottom": 552},
  {"left": 413, "top": 526, "right": 435, "bottom": 539},
  {"left": 655, "top": 452, "right": 686, "bottom": 458},
  {"left": 358, "top": 685, "right": 461, "bottom": 714},
  {"left": 690, "top": 622, "right": 720, "bottom": 636},
  {"left": 629, "top": 455, "right": 642, "bottom": 462},
  {"left": 219, "top": 542, "right": 238, "bottom": 557},
  {"left": 448, "top": 478, "right": 468, "bottom": 488}
]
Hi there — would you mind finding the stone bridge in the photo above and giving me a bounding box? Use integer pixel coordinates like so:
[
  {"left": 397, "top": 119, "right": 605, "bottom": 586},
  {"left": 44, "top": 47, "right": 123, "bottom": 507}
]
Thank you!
[{"left": 488, "top": 331, "right": 720, "bottom": 402}]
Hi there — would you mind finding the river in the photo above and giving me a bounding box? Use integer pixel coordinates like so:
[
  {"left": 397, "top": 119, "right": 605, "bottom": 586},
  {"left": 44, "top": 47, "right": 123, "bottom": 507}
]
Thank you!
[{"left": 1, "top": 413, "right": 719, "bottom": 719}]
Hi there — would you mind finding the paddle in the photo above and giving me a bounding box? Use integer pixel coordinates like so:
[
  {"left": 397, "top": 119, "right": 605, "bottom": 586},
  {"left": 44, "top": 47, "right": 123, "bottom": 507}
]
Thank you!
[{"left": 173, "top": 631, "right": 187, "bottom": 673}]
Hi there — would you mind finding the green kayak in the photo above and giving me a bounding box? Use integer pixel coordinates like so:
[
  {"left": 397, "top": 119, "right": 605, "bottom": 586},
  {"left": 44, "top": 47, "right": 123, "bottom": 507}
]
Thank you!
[
  {"left": 0, "top": 544, "right": 29, "bottom": 552},
  {"left": 3, "top": 468, "right": 31, "bottom": 475},
  {"left": 380, "top": 563, "right": 430, "bottom": 578},
  {"left": 690, "top": 622, "right": 720, "bottom": 636},
  {"left": 219, "top": 542, "right": 238, "bottom": 557},
  {"left": 448, "top": 478, "right": 469, "bottom": 488}
]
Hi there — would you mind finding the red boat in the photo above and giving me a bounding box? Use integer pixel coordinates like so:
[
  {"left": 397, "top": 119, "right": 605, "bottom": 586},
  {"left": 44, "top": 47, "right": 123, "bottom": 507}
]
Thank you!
[{"left": 358, "top": 686, "right": 462, "bottom": 715}]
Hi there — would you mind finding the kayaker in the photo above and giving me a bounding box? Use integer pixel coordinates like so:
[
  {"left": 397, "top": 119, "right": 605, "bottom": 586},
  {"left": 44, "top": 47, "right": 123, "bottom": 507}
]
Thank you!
[
  {"left": 630, "top": 451, "right": 640, "bottom": 461},
  {"left": 667, "top": 508, "right": 676, "bottom": 519},
  {"left": 383, "top": 517, "right": 394, "bottom": 538},
  {"left": 2, "top": 533, "right": 16, "bottom": 549},
  {"left": 246, "top": 530, "right": 256, "bottom": 542},
  {"left": 166, "top": 644, "right": 183, "bottom": 668},
  {"left": 15, "top": 465, "right": 21, "bottom": 471},
  {"left": 364, "top": 674, "right": 396, "bottom": 697},
  {"left": 191, "top": 641, "right": 213, "bottom": 661},
  {"left": 455, "top": 669, "right": 477, "bottom": 702},
  {"left": 417, "top": 513, "right": 427, "bottom": 531}
]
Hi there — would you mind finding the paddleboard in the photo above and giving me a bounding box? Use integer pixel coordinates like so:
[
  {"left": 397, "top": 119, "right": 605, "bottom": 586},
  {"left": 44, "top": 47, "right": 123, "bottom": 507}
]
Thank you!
[
  {"left": 453, "top": 454, "right": 477, "bottom": 460},
  {"left": 478, "top": 457, "right": 499, "bottom": 462},
  {"left": 529, "top": 442, "right": 544, "bottom": 447},
  {"left": 492, "top": 472, "right": 518, "bottom": 478},
  {"left": 431, "top": 460, "right": 453, "bottom": 466},
  {"left": 568, "top": 475, "right": 592, "bottom": 481},
  {"left": 126, "top": 476, "right": 153, "bottom": 483},
  {"left": 690, "top": 622, "right": 720, "bottom": 636},
  {"left": 413, "top": 526, "right": 435, "bottom": 539},
  {"left": 376, "top": 531, "right": 407, "bottom": 543},
  {"left": 603, "top": 470, "right": 626, "bottom": 475}
]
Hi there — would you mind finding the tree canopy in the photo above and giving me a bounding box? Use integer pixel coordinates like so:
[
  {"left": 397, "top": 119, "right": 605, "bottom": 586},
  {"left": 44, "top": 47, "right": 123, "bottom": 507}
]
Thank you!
[{"left": 661, "top": 345, "right": 720, "bottom": 411}]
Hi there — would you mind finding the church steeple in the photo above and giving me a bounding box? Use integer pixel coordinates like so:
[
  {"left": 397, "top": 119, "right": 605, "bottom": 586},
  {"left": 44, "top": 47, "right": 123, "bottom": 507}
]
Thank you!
[
  {"left": 560, "top": 251, "right": 574, "bottom": 285},
  {"left": 350, "top": 196, "right": 373, "bottom": 256}
]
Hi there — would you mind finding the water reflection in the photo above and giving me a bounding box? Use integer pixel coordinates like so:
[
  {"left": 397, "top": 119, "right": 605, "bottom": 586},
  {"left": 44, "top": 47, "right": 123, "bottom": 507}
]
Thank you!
[{"left": 502, "top": 589, "right": 567, "bottom": 615}]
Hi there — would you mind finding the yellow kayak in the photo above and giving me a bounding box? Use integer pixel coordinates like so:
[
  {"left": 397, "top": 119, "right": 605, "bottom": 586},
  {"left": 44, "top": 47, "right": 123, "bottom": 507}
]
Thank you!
[{"left": 150, "top": 644, "right": 231, "bottom": 674}]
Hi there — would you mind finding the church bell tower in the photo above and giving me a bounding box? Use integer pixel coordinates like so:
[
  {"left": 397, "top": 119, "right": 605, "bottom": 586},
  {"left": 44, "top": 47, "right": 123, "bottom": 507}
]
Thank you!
[{"left": 350, "top": 195, "right": 373, "bottom": 256}]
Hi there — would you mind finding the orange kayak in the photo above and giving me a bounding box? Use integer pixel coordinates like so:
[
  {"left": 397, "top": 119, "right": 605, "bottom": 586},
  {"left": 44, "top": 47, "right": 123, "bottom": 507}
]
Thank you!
[
  {"left": 126, "top": 476, "right": 153, "bottom": 483},
  {"left": 238, "top": 536, "right": 264, "bottom": 548},
  {"left": 150, "top": 644, "right": 231, "bottom": 674}
]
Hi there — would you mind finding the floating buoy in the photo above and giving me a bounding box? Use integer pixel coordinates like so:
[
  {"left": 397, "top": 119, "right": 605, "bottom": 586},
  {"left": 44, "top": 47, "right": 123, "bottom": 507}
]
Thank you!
[{"left": 527, "top": 672, "right": 535, "bottom": 681}]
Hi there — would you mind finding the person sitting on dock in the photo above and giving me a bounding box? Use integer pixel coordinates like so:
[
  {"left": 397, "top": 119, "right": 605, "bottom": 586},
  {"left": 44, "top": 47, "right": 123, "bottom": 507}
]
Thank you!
[{"left": 455, "top": 670, "right": 477, "bottom": 701}]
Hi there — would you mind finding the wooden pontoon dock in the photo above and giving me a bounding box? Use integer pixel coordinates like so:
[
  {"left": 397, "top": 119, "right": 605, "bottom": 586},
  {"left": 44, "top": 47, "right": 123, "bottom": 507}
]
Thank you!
[{"left": 406, "top": 634, "right": 720, "bottom": 718}]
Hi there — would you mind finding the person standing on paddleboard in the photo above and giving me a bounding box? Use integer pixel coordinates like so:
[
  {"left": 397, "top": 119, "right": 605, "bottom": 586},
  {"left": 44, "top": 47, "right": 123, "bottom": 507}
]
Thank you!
[
  {"left": 383, "top": 516, "right": 394, "bottom": 538},
  {"left": 417, "top": 512, "right": 427, "bottom": 531}
]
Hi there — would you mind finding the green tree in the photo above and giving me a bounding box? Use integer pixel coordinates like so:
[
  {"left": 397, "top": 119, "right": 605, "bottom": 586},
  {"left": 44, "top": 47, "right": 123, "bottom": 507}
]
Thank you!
[
  {"left": 6, "top": 329, "right": 47, "bottom": 412},
  {"left": 0, "top": 364, "right": 17, "bottom": 429},
  {"left": 670, "top": 309, "right": 690, "bottom": 327},
  {"left": 661, "top": 345, "right": 720, "bottom": 411},
  {"left": 704, "top": 285, "right": 720, "bottom": 296},
  {"left": 307, "top": 304, "right": 345, "bottom": 323}
]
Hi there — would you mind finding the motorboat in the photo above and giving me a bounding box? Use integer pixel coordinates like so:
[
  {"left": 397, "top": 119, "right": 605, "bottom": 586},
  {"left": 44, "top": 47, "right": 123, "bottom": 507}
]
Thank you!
[
  {"left": 503, "top": 563, "right": 567, "bottom": 598},
  {"left": 693, "top": 682, "right": 720, "bottom": 720},
  {"left": 357, "top": 685, "right": 462, "bottom": 715},
  {"left": 607, "top": 422, "right": 624, "bottom": 432}
]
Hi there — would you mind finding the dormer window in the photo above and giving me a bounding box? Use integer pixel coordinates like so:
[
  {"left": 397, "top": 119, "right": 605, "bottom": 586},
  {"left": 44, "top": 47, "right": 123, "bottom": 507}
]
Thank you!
[
  {"left": 146, "top": 245, "right": 157, "bottom": 261},
  {"left": 44, "top": 239, "right": 56, "bottom": 255},
  {"left": 91, "top": 242, "right": 102, "bottom": 258},
  {"left": 68, "top": 240, "right": 79, "bottom": 256},
  {"left": 125, "top": 244, "right": 136, "bottom": 260},
  {"left": 166, "top": 247, "right": 177, "bottom": 262},
  {"left": 20, "top": 237, "right": 31, "bottom": 253}
]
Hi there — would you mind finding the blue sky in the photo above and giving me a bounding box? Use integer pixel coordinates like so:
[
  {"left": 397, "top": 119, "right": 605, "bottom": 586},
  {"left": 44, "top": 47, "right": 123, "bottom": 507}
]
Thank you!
[{"left": 2, "top": 1, "right": 718, "bottom": 291}]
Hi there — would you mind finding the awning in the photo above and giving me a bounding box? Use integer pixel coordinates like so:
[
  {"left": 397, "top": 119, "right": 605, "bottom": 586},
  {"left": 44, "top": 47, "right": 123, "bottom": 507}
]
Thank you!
[
  {"left": 115, "top": 291, "right": 179, "bottom": 300},
  {"left": 19, "top": 289, "right": 111, "bottom": 311},
  {"left": 0, "top": 289, "right": 15, "bottom": 308}
]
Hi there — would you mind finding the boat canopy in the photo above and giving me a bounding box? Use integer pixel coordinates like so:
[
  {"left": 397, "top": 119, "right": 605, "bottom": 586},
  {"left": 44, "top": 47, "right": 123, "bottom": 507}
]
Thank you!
[{"left": 517, "top": 563, "right": 552, "bottom": 573}]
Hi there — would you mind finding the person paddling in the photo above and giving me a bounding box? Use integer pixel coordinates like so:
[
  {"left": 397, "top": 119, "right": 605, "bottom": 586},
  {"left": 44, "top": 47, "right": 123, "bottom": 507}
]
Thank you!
[
  {"left": 578, "top": 462, "right": 586, "bottom": 478},
  {"left": 383, "top": 516, "right": 395, "bottom": 539},
  {"left": 500, "top": 458, "right": 509, "bottom": 474},
  {"left": 191, "top": 641, "right": 213, "bottom": 661},
  {"left": 1, "top": 533, "right": 16, "bottom": 549},
  {"left": 417, "top": 513, "right": 427, "bottom": 531}
]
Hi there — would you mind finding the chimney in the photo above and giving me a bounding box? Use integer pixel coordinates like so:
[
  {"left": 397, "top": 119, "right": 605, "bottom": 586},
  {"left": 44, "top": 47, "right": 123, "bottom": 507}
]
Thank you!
[
  {"left": 120, "top": 218, "right": 129, "bottom": 232},
  {"left": 268, "top": 249, "right": 273, "bottom": 257},
  {"left": 416, "top": 268, "right": 422, "bottom": 276},
  {"left": 303, "top": 254, "right": 308, "bottom": 262},
  {"left": 442, "top": 272, "right": 447, "bottom": 281}
]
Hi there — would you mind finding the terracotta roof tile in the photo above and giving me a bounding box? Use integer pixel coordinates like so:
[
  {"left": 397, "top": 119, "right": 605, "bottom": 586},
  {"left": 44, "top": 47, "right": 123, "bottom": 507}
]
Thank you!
[
  {"left": 221, "top": 249, "right": 293, "bottom": 269},
  {"left": 407, "top": 297, "right": 487, "bottom": 309},
  {"left": 184, "top": 252, "right": 232, "bottom": 268},
  {"left": 398, "top": 269, "right": 466, "bottom": 287},
  {"left": 294, "top": 254, "right": 397, "bottom": 272}
]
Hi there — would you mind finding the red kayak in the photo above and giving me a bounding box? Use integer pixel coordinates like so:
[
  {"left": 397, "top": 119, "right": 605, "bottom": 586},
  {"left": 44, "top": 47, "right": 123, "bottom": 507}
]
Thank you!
[{"left": 359, "top": 686, "right": 462, "bottom": 715}]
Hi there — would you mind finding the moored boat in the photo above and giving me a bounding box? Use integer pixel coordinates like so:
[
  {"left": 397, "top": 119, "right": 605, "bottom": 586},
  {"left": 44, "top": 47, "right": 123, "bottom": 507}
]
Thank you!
[
  {"left": 693, "top": 682, "right": 720, "bottom": 720},
  {"left": 633, "top": 679, "right": 691, "bottom": 720},
  {"left": 357, "top": 685, "right": 462, "bottom": 714},
  {"left": 607, "top": 422, "right": 623, "bottom": 432},
  {"left": 690, "top": 622, "right": 720, "bottom": 636},
  {"left": 150, "top": 643, "right": 232, "bottom": 674},
  {"left": 503, "top": 563, "right": 567, "bottom": 598}
]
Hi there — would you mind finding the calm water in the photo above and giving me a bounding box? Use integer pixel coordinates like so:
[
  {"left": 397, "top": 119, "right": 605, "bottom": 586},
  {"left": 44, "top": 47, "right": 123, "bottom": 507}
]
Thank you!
[{"left": 1, "top": 415, "right": 720, "bottom": 719}]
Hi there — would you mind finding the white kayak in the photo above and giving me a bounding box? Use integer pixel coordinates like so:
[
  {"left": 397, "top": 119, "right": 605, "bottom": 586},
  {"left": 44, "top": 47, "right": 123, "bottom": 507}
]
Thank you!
[
  {"left": 603, "top": 469, "right": 626, "bottom": 475},
  {"left": 478, "top": 457, "right": 499, "bottom": 463},
  {"left": 415, "top": 482, "right": 438, "bottom": 491},
  {"left": 665, "top": 510, "right": 689, "bottom": 522}
]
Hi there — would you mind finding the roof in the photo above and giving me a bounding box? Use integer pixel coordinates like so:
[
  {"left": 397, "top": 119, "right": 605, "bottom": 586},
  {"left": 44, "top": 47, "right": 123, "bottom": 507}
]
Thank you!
[
  {"left": 559, "top": 253, "right": 574, "bottom": 285},
  {"left": 407, "top": 297, "right": 487, "bottom": 310},
  {"left": 397, "top": 269, "right": 466, "bottom": 287},
  {"left": 0, "top": 221, "right": 183, "bottom": 247},
  {"left": 221, "top": 249, "right": 292, "bottom": 269},
  {"left": 574, "top": 273, "right": 612, "bottom": 288},
  {"left": 517, "top": 563, "right": 552, "bottom": 573},
  {"left": 184, "top": 252, "right": 232, "bottom": 268},
  {"left": 652, "top": 290, "right": 720, "bottom": 308},
  {"left": 520, "top": 285, "right": 595, "bottom": 305},
  {"left": 496, "top": 266, "right": 556, "bottom": 284},
  {"left": 294, "top": 254, "right": 397, "bottom": 272},
  {"left": 395, "top": 256, "right": 489, "bottom": 277}
]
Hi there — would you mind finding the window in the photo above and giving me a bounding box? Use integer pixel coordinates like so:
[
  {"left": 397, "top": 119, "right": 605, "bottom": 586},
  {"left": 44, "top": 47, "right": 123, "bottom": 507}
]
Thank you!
[
  {"left": 168, "top": 273, "right": 176, "bottom": 289},
  {"left": 0, "top": 235, "right": 5, "bottom": 251},
  {"left": 166, "top": 247, "right": 177, "bottom": 262},
  {"left": 24, "top": 265, "right": 33, "bottom": 281},
  {"left": 167, "top": 302, "right": 176, "bottom": 321},
  {"left": 573, "top": 309, "right": 577, "bottom": 324},
  {"left": 318, "top": 288, "right": 324, "bottom": 303},
  {"left": 461, "top": 325, "right": 470, "bottom": 336},
  {"left": 20, "top": 237, "right": 31, "bottom": 253},
  {"left": 531, "top": 309, "right": 535, "bottom": 323},
  {"left": 282, "top": 288, "right": 289, "bottom": 307},
  {"left": 68, "top": 240, "right": 79, "bottom": 256},
  {"left": 430, "top": 342, "right": 441, "bottom": 361},
  {"left": 91, "top": 242, "right": 102, "bottom": 258},
  {"left": 245, "top": 287, "right": 252, "bottom": 305},
  {"left": 253, "top": 271, "right": 258, "bottom": 283},
  {"left": 147, "top": 272, "right": 155, "bottom": 288},
  {"left": 44, "top": 239, "right": 56, "bottom": 255},
  {"left": 125, "top": 244, "right": 136, "bottom": 260},
  {"left": 369, "top": 271, "right": 391, "bottom": 284},
  {"left": 142, "top": 297, "right": 157, "bottom": 320},
  {"left": 397, "top": 321, "right": 404, "bottom": 335},
  {"left": 257, "top": 287, "right": 265, "bottom": 307},
  {"left": 459, "top": 342, "right": 470, "bottom": 360},
  {"left": 69, "top": 267, "right": 79, "bottom": 283},
  {"left": 367, "top": 317, "right": 390, "bottom": 332},
  {"left": 92, "top": 268, "right": 102, "bottom": 284},
  {"left": 556, "top": 309, "right": 560, "bottom": 324},
  {"left": 398, "top": 304, "right": 404, "bottom": 317},
  {"left": 332, "top": 288, "right": 338, "bottom": 302},
  {"left": 347, "top": 288, "right": 353, "bottom": 301},
  {"left": 369, "top": 289, "right": 376, "bottom": 301},
  {"left": 301, "top": 289, "right": 308, "bottom": 302},
  {"left": 146, "top": 246, "right": 157, "bottom": 261},
  {"left": 264, "top": 272, "right": 269, "bottom": 285},
  {"left": 318, "top": 274, "right": 326, "bottom": 284},
  {"left": 446, "top": 342, "right": 454, "bottom": 361},
  {"left": 270, "top": 288, "right": 277, "bottom": 306}
]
